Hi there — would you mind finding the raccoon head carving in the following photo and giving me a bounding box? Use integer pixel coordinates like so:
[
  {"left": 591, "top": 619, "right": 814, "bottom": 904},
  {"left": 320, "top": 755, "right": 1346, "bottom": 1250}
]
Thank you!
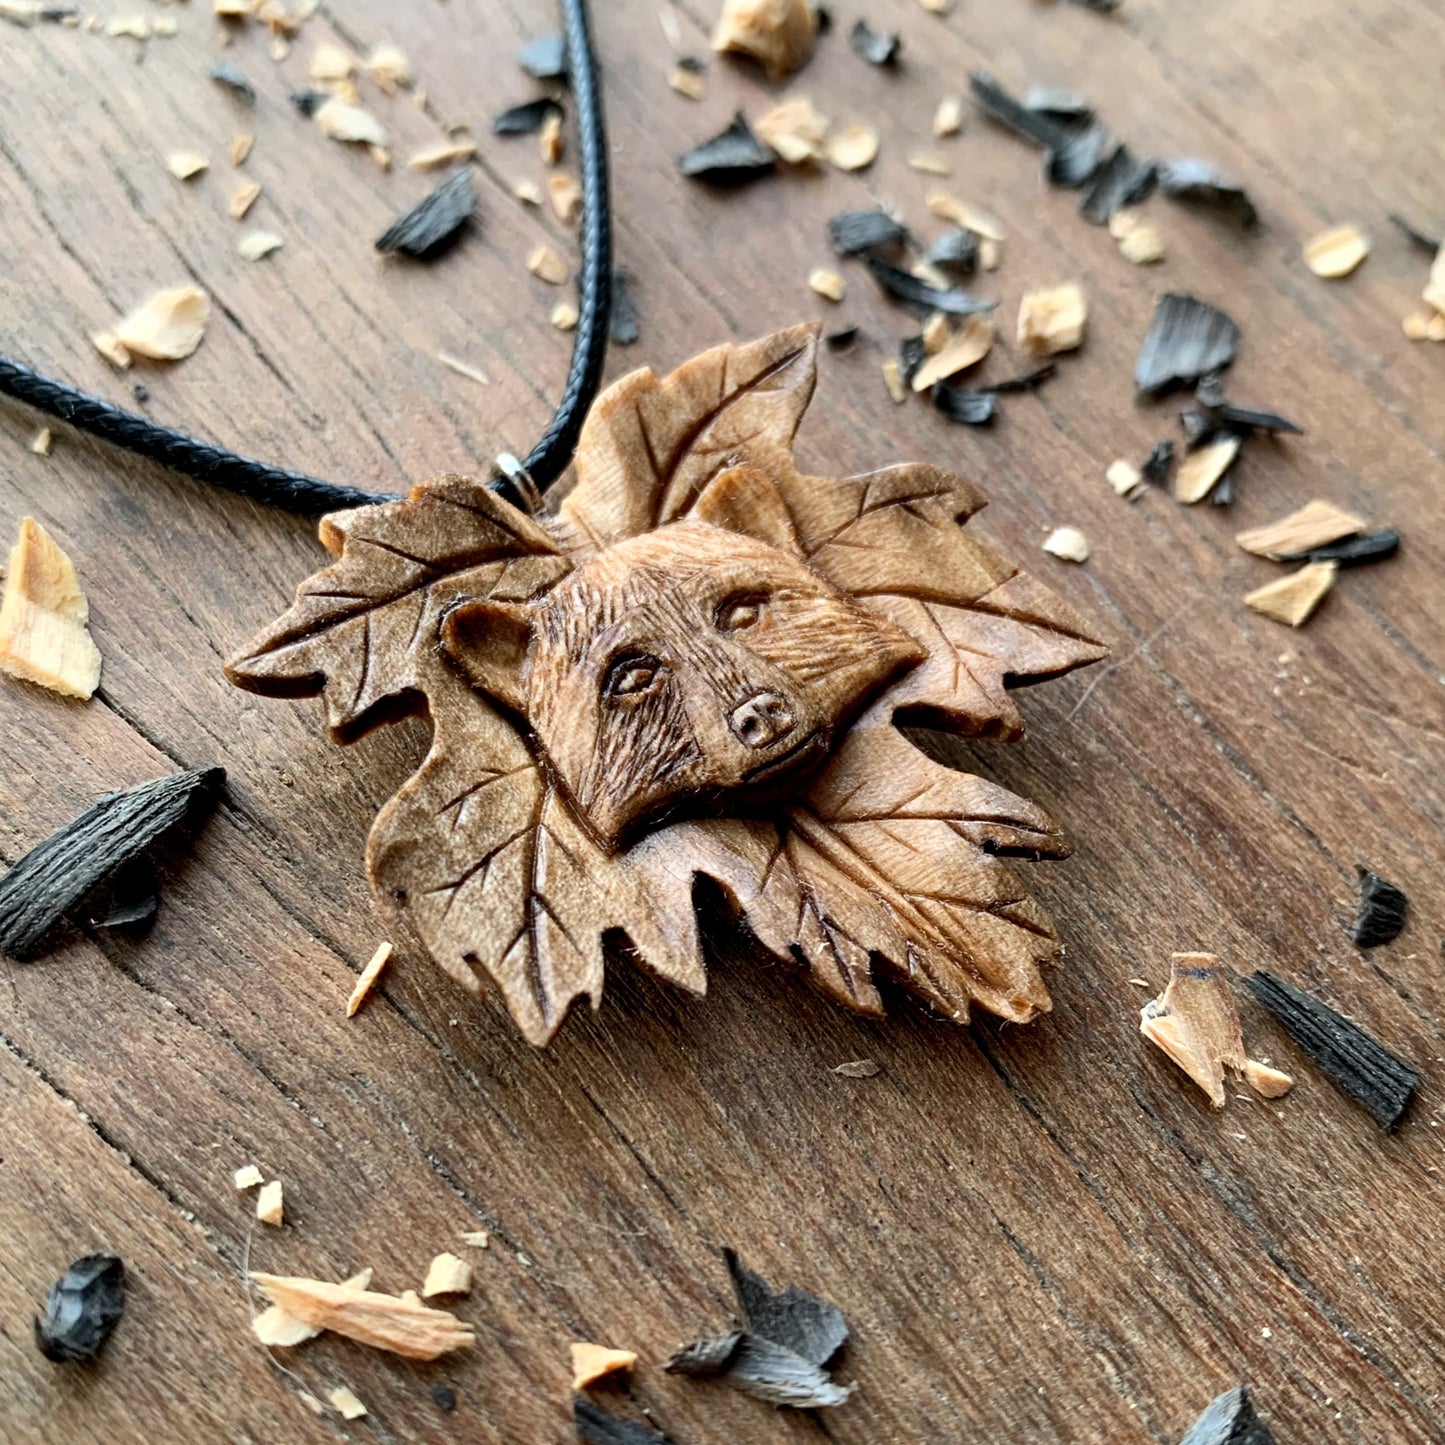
[{"left": 442, "top": 497, "right": 923, "bottom": 849}]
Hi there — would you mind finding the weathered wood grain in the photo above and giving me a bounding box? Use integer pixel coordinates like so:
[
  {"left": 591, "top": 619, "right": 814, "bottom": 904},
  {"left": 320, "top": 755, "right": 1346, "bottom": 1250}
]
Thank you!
[{"left": 0, "top": 1, "right": 1442, "bottom": 1442}]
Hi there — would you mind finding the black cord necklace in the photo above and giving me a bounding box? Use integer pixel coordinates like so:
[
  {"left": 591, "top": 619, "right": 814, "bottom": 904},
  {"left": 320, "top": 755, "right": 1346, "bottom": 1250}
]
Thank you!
[{"left": 0, "top": 0, "right": 610, "bottom": 515}]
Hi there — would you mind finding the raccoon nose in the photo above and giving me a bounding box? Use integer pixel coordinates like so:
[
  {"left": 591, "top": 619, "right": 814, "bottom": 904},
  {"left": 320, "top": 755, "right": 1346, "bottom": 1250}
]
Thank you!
[{"left": 729, "top": 692, "right": 796, "bottom": 749}]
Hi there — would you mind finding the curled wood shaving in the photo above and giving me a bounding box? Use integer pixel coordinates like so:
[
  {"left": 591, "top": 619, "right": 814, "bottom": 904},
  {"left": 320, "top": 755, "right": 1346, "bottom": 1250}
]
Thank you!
[
  {"left": 366, "top": 43, "right": 413, "bottom": 94},
  {"left": 250, "top": 1273, "right": 476, "bottom": 1359},
  {"left": 539, "top": 111, "right": 564, "bottom": 165},
  {"left": 253, "top": 1269, "right": 373, "bottom": 1348},
  {"left": 90, "top": 331, "right": 131, "bottom": 369},
  {"left": 112, "top": 285, "right": 210, "bottom": 360},
  {"left": 229, "top": 181, "right": 262, "bottom": 219},
  {"left": 807, "top": 268, "right": 845, "bottom": 302},
  {"left": 238, "top": 230, "right": 283, "bottom": 260},
  {"left": 711, "top": 0, "right": 816, "bottom": 80},
  {"left": 571, "top": 1342, "right": 637, "bottom": 1389},
  {"left": 328, "top": 1387, "right": 367, "bottom": 1421},
  {"left": 1140, "top": 953, "right": 1245, "bottom": 1107},
  {"left": 755, "top": 97, "right": 828, "bottom": 164},
  {"left": 165, "top": 150, "right": 209, "bottom": 180},
  {"left": 527, "top": 245, "right": 568, "bottom": 285},
  {"left": 347, "top": 941, "right": 393, "bottom": 1016},
  {"left": 1017, "top": 282, "right": 1086, "bottom": 356},
  {"left": 880, "top": 358, "right": 905, "bottom": 403},
  {"left": 926, "top": 190, "right": 1006, "bottom": 240},
  {"left": 0, "top": 516, "right": 102, "bottom": 700},
  {"left": 825, "top": 123, "right": 879, "bottom": 173},
  {"left": 408, "top": 140, "right": 477, "bottom": 171},
  {"left": 548, "top": 171, "right": 582, "bottom": 222},
  {"left": 1303, "top": 223, "right": 1368, "bottom": 278},
  {"left": 233, "top": 1163, "right": 264, "bottom": 1190},
  {"left": 1243, "top": 560, "right": 1337, "bottom": 627},
  {"left": 551, "top": 301, "right": 579, "bottom": 331},
  {"left": 421, "top": 1252, "right": 472, "bottom": 1298},
  {"left": 1106, "top": 459, "right": 1143, "bottom": 497},
  {"left": 229, "top": 131, "right": 254, "bottom": 167},
  {"left": 910, "top": 314, "right": 994, "bottom": 390},
  {"left": 315, "top": 99, "right": 387, "bottom": 147},
  {"left": 1042, "top": 526, "right": 1089, "bottom": 563},
  {"left": 933, "top": 96, "right": 964, "bottom": 136},
  {"left": 1174, "top": 434, "right": 1240, "bottom": 504},
  {"left": 256, "top": 1179, "right": 284, "bottom": 1225},
  {"left": 1234, "top": 499, "right": 1367, "bottom": 558},
  {"left": 907, "top": 151, "right": 952, "bottom": 176},
  {"left": 669, "top": 67, "right": 705, "bottom": 100},
  {"left": 309, "top": 42, "right": 353, "bottom": 81}
]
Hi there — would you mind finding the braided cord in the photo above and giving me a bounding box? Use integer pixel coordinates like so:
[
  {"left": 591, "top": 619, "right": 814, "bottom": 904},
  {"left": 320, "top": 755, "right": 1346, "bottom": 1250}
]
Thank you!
[{"left": 0, "top": 0, "right": 610, "bottom": 515}]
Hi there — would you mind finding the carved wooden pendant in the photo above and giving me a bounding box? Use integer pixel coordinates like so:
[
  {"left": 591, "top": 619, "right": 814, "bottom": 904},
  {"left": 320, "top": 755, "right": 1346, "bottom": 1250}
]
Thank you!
[{"left": 227, "top": 326, "right": 1106, "bottom": 1045}]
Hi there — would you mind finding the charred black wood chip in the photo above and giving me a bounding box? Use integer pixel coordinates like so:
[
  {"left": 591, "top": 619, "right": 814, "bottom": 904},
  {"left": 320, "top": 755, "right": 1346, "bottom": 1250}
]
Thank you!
[
  {"left": 492, "top": 97, "right": 564, "bottom": 135},
  {"left": 1210, "top": 470, "right": 1237, "bottom": 507},
  {"left": 1179, "top": 1384, "right": 1275, "bottom": 1445},
  {"left": 289, "top": 89, "right": 328, "bottom": 117},
  {"left": 969, "top": 71, "right": 1071, "bottom": 150},
  {"left": 1080, "top": 143, "right": 1157, "bottom": 225},
  {"left": 574, "top": 1398, "right": 675, "bottom": 1445},
  {"left": 610, "top": 267, "right": 640, "bottom": 346},
  {"left": 0, "top": 768, "right": 223, "bottom": 960},
  {"left": 850, "top": 19, "right": 900, "bottom": 66},
  {"left": 898, "top": 335, "right": 927, "bottom": 387},
  {"left": 35, "top": 1256, "right": 125, "bottom": 1363},
  {"left": 376, "top": 169, "right": 476, "bottom": 259},
  {"left": 518, "top": 33, "right": 568, "bottom": 80},
  {"left": 1141, "top": 440, "right": 1175, "bottom": 485},
  {"left": 677, "top": 54, "right": 707, "bottom": 73},
  {"left": 1349, "top": 866, "right": 1409, "bottom": 948},
  {"left": 725, "top": 1247, "right": 848, "bottom": 1366},
  {"left": 1280, "top": 528, "right": 1401, "bottom": 568},
  {"left": 865, "top": 258, "right": 996, "bottom": 317},
  {"left": 1159, "top": 158, "right": 1259, "bottom": 229},
  {"left": 1047, "top": 125, "right": 1108, "bottom": 189},
  {"left": 1388, "top": 212, "right": 1441, "bottom": 254},
  {"left": 1200, "top": 400, "right": 1303, "bottom": 436},
  {"left": 91, "top": 856, "right": 158, "bottom": 932},
  {"left": 1024, "top": 86, "right": 1095, "bottom": 124},
  {"left": 679, "top": 112, "right": 775, "bottom": 184},
  {"left": 1180, "top": 406, "right": 1217, "bottom": 447},
  {"left": 991, "top": 363, "right": 1056, "bottom": 393},
  {"left": 712, "top": 1334, "right": 853, "bottom": 1408},
  {"left": 932, "top": 383, "right": 998, "bottom": 425},
  {"left": 430, "top": 1383, "right": 458, "bottom": 1412},
  {"left": 1069, "top": 0, "right": 1121, "bottom": 10},
  {"left": 828, "top": 208, "right": 907, "bottom": 256},
  {"left": 1245, "top": 970, "right": 1418, "bottom": 1130},
  {"left": 926, "top": 228, "right": 980, "bottom": 274},
  {"left": 1135, "top": 293, "right": 1240, "bottom": 394},
  {"left": 209, "top": 60, "right": 256, "bottom": 106},
  {"left": 665, "top": 1332, "right": 744, "bottom": 1376},
  {"left": 824, "top": 327, "right": 859, "bottom": 352}
]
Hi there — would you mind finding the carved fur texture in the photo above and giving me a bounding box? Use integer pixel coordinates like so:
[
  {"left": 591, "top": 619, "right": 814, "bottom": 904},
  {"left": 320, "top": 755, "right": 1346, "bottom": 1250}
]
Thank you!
[{"left": 227, "top": 325, "right": 1107, "bottom": 1045}]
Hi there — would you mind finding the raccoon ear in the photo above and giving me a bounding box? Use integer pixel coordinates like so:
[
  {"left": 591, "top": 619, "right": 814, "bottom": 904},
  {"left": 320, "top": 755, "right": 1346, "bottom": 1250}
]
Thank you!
[
  {"left": 691, "top": 466, "right": 802, "bottom": 557},
  {"left": 440, "top": 598, "right": 534, "bottom": 712}
]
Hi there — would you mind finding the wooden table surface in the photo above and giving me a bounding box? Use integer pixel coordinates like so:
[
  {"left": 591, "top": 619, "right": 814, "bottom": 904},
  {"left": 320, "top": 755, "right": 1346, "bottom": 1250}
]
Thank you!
[{"left": 1, "top": 1, "right": 1442, "bottom": 1441}]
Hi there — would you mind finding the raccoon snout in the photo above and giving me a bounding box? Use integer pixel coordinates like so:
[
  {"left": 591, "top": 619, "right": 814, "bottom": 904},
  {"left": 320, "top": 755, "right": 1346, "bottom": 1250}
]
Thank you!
[{"left": 729, "top": 692, "right": 796, "bottom": 750}]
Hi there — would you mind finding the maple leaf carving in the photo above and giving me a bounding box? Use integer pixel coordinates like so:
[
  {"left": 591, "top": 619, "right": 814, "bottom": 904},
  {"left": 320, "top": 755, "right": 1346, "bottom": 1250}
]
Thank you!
[{"left": 228, "top": 325, "right": 1107, "bottom": 1045}]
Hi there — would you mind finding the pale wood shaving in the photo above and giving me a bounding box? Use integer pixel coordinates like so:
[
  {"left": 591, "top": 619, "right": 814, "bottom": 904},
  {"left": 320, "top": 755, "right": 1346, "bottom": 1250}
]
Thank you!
[
  {"left": 153, "top": 17, "right": 177, "bottom": 37},
  {"left": 1425, "top": 246, "right": 1445, "bottom": 315},
  {"left": 825, "top": 123, "right": 879, "bottom": 172},
  {"left": 669, "top": 67, "right": 705, "bottom": 100},
  {"left": 408, "top": 140, "right": 477, "bottom": 171},
  {"left": 1234, "top": 499, "right": 1367, "bottom": 558},
  {"left": 918, "top": 0, "right": 952, "bottom": 11},
  {"left": 438, "top": 353, "right": 490, "bottom": 387},
  {"left": 1042, "top": 525, "right": 1089, "bottom": 564},
  {"left": 1428, "top": 312, "right": 1445, "bottom": 343},
  {"left": 108, "top": 14, "right": 149, "bottom": 39},
  {"left": 366, "top": 43, "right": 413, "bottom": 94},
  {"left": 1243, "top": 560, "right": 1337, "bottom": 627},
  {"left": 229, "top": 131, "right": 254, "bottom": 167},
  {"left": 1403, "top": 311, "right": 1431, "bottom": 341},
  {"left": 90, "top": 331, "right": 131, "bottom": 370},
  {"left": 926, "top": 190, "right": 1006, "bottom": 240},
  {"left": 329, "top": 1386, "right": 367, "bottom": 1421},
  {"left": 238, "top": 230, "right": 283, "bottom": 261},
  {"left": 233, "top": 1163, "right": 264, "bottom": 1190},
  {"left": 570, "top": 1342, "right": 637, "bottom": 1389},
  {"left": 1174, "top": 434, "right": 1240, "bottom": 504},
  {"left": 229, "top": 181, "right": 262, "bottom": 219},
  {"left": 347, "top": 941, "right": 393, "bottom": 1016},
  {"left": 539, "top": 111, "right": 564, "bottom": 165},
  {"left": 251, "top": 1273, "right": 475, "bottom": 1359},
  {"left": 213, "top": 0, "right": 253, "bottom": 19},
  {"left": 512, "top": 179, "right": 543, "bottom": 208},
  {"left": 881, "top": 358, "right": 905, "bottom": 404},
  {"left": 527, "top": 245, "right": 568, "bottom": 285},
  {"left": 932, "top": 95, "right": 964, "bottom": 137},
  {"left": 0, "top": 516, "right": 103, "bottom": 700},
  {"left": 807, "top": 267, "right": 845, "bottom": 302},
  {"left": 910, "top": 315, "right": 994, "bottom": 390},
  {"left": 979, "top": 237, "right": 1001, "bottom": 270},
  {"left": 368, "top": 142, "right": 392, "bottom": 173},
  {"left": 166, "top": 150, "right": 209, "bottom": 181},
  {"left": 1110, "top": 209, "right": 1166, "bottom": 264},
  {"left": 1106, "top": 459, "right": 1143, "bottom": 497},
  {"left": 309, "top": 42, "right": 353, "bottom": 82},
  {"left": 551, "top": 301, "right": 579, "bottom": 331},
  {"left": 907, "top": 150, "right": 952, "bottom": 176},
  {"left": 315, "top": 99, "right": 387, "bottom": 147},
  {"left": 257, "top": 1179, "right": 284, "bottom": 1225},
  {"left": 755, "top": 97, "right": 829, "bottom": 164},
  {"left": 548, "top": 171, "right": 582, "bottom": 223},
  {"left": 459, "top": 1231, "right": 490, "bottom": 1248},
  {"left": 711, "top": 0, "right": 816, "bottom": 80},
  {"left": 1017, "top": 282, "right": 1086, "bottom": 356},
  {"left": 1303, "top": 223, "right": 1369, "bottom": 278},
  {"left": 253, "top": 1269, "right": 372, "bottom": 1348},
  {"left": 921, "top": 311, "right": 949, "bottom": 354},
  {"left": 113, "top": 285, "right": 210, "bottom": 360},
  {"left": 1244, "top": 1059, "right": 1294, "bottom": 1099},
  {"left": 268, "top": 34, "right": 289, "bottom": 63},
  {"left": 29, "top": 427, "right": 52, "bottom": 457},
  {"left": 421, "top": 1252, "right": 472, "bottom": 1298},
  {"left": 1140, "top": 953, "right": 1245, "bottom": 1108}
]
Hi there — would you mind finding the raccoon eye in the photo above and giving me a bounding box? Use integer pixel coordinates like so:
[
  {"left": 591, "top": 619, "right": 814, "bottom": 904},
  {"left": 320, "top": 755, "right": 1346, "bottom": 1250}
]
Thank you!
[
  {"left": 604, "top": 653, "right": 664, "bottom": 700},
  {"left": 716, "top": 591, "right": 768, "bottom": 632}
]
